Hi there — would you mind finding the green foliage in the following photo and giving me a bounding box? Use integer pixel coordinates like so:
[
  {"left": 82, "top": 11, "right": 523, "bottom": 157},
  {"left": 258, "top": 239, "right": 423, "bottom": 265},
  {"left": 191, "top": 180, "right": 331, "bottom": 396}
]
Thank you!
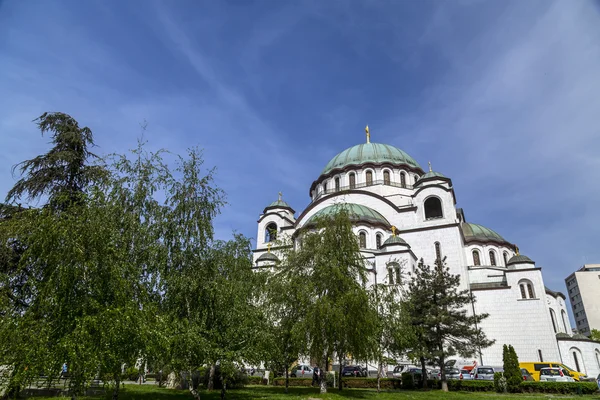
[
  {"left": 401, "top": 373, "right": 414, "bottom": 390},
  {"left": 272, "top": 377, "right": 402, "bottom": 389},
  {"left": 590, "top": 329, "right": 600, "bottom": 342},
  {"left": 124, "top": 367, "right": 140, "bottom": 382},
  {"left": 502, "top": 344, "right": 521, "bottom": 392},
  {"left": 493, "top": 372, "right": 503, "bottom": 392},
  {"left": 403, "top": 258, "right": 493, "bottom": 389},
  {"left": 445, "top": 380, "right": 495, "bottom": 392},
  {"left": 520, "top": 381, "right": 599, "bottom": 394}
]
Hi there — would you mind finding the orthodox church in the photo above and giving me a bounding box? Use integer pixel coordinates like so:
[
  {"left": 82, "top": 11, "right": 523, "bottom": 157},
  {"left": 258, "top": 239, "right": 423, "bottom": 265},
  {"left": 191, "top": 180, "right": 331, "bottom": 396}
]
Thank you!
[{"left": 252, "top": 128, "right": 600, "bottom": 377}]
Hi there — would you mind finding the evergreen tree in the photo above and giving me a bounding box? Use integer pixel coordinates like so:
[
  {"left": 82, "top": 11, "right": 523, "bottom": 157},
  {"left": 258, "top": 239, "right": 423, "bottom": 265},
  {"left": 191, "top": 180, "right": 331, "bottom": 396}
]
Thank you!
[
  {"left": 405, "top": 258, "right": 494, "bottom": 392},
  {"left": 502, "top": 344, "right": 521, "bottom": 392}
]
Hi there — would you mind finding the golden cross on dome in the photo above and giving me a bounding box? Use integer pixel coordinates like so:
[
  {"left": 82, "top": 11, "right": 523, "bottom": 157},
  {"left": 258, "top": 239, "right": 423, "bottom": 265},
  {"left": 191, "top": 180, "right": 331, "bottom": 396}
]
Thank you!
[
  {"left": 391, "top": 226, "right": 397, "bottom": 237},
  {"left": 515, "top": 245, "right": 519, "bottom": 256},
  {"left": 365, "top": 125, "right": 370, "bottom": 143},
  {"left": 428, "top": 161, "right": 432, "bottom": 172},
  {"left": 267, "top": 242, "right": 272, "bottom": 253},
  {"left": 278, "top": 191, "right": 282, "bottom": 201}
]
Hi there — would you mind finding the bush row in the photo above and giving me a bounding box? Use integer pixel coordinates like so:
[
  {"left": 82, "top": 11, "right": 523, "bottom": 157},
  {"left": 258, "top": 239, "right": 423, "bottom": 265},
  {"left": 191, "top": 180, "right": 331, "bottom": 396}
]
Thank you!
[
  {"left": 272, "top": 377, "right": 402, "bottom": 389},
  {"left": 520, "top": 381, "right": 598, "bottom": 395}
]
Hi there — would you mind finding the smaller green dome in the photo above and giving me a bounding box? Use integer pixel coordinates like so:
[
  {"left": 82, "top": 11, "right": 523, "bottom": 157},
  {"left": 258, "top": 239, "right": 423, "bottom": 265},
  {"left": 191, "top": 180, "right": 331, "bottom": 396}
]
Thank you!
[
  {"left": 556, "top": 332, "right": 571, "bottom": 339},
  {"left": 305, "top": 203, "right": 390, "bottom": 227},
  {"left": 419, "top": 171, "right": 447, "bottom": 180},
  {"left": 462, "top": 223, "right": 508, "bottom": 244},
  {"left": 264, "top": 195, "right": 295, "bottom": 214},
  {"left": 507, "top": 254, "right": 534, "bottom": 265},
  {"left": 381, "top": 235, "right": 408, "bottom": 248},
  {"left": 257, "top": 252, "right": 279, "bottom": 263},
  {"left": 572, "top": 333, "right": 588, "bottom": 340}
]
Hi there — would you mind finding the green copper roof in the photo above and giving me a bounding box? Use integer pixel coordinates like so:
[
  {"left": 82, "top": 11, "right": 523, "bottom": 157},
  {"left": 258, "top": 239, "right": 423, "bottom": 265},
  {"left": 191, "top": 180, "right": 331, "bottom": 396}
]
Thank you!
[
  {"left": 257, "top": 252, "right": 279, "bottom": 263},
  {"left": 268, "top": 199, "right": 292, "bottom": 209},
  {"left": 306, "top": 203, "right": 390, "bottom": 227},
  {"left": 461, "top": 222, "right": 508, "bottom": 243},
  {"left": 507, "top": 254, "right": 534, "bottom": 265},
  {"left": 419, "top": 171, "right": 447, "bottom": 180},
  {"left": 382, "top": 235, "right": 408, "bottom": 247},
  {"left": 321, "top": 143, "right": 422, "bottom": 175}
]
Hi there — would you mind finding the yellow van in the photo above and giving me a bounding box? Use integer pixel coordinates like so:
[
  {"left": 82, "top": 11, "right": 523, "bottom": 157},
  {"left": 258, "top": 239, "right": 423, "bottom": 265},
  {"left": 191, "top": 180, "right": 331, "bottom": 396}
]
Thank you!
[{"left": 519, "top": 362, "right": 587, "bottom": 381}]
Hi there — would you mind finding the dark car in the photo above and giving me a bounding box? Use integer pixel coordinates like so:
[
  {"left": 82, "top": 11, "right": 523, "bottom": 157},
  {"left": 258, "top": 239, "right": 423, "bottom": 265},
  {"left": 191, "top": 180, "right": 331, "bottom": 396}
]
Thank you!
[
  {"left": 521, "top": 368, "right": 534, "bottom": 381},
  {"left": 342, "top": 365, "right": 367, "bottom": 377}
]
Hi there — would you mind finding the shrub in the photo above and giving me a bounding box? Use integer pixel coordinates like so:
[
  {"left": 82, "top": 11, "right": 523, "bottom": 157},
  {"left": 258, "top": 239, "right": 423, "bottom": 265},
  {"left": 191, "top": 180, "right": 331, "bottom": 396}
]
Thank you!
[
  {"left": 123, "top": 366, "right": 140, "bottom": 382},
  {"left": 272, "top": 377, "right": 402, "bottom": 389},
  {"left": 200, "top": 366, "right": 248, "bottom": 389},
  {"left": 247, "top": 376, "right": 263, "bottom": 385},
  {"left": 502, "top": 344, "right": 522, "bottom": 392},
  {"left": 520, "top": 381, "right": 598, "bottom": 395},
  {"left": 446, "top": 380, "right": 495, "bottom": 392},
  {"left": 493, "top": 372, "right": 504, "bottom": 393},
  {"left": 401, "top": 373, "right": 414, "bottom": 390}
]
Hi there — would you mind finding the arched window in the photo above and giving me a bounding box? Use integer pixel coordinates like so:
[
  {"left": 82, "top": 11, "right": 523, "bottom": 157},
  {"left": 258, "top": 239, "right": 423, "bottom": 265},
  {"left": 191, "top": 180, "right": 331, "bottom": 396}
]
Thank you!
[
  {"left": 359, "top": 231, "right": 366, "bottom": 249},
  {"left": 424, "top": 197, "right": 443, "bottom": 219},
  {"left": 383, "top": 170, "right": 390, "bottom": 185},
  {"left": 388, "top": 262, "right": 400, "bottom": 285},
  {"left": 503, "top": 251, "right": 509, "bottom": 266},
  {"left": 550, "top": 309, "right": 558, "bottom": 333},
  {"left": 366, "top": 170, "right": 373, "bottom": 186},
  {"left": 349, "top": 173, "right": 356, "bottom": 189},
  {"left": 489, "top": 251, "right": 497, "bottom": 266},
  {"left": 323, "top": 182, "right": 328, "bottom": 194},
  {"left": 561, "top": 310, "right": 569, "bottom": 333},
  {"left": 572, "top": 350, "right": 581, "bottom": 372},
  {"left": 376, "top": 234, "right": 382, "bottom": 250},
  {"left": 519, "top": 279, "right": 536, "bottom": 299},
  {"left": 265, "top": 223, "right": 277, "bottom": 242},
  {"left": 335, "top": 177, "right": 340, "bottom": 191},
  {"left": 435, "top": 242, "right": 442, "bottom": 262},
  {"left": 473, "top": 250, "right": 481, "bottom": 266},
  {"left": 400, "top": 172, "right": 406, "bottom": 188},
  {"left": 595, "top": 350, "right": 600, "bottom": 369}
]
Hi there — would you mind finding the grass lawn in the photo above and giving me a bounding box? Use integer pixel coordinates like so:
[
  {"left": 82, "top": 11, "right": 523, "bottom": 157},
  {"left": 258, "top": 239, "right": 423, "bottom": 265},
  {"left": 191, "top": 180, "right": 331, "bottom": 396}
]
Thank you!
[{"left": 30, "top": 383, "right": 600, "bottom": 400}]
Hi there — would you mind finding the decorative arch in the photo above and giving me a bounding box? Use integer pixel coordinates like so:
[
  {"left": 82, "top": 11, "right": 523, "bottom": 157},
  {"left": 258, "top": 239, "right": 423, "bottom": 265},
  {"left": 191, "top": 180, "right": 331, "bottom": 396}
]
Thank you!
[
  {"left": 489, "top": 250, "right": 497, "bottom": 266},
  {"left": 387, "top": 262, "right": 401, "bottom": 285},
  {"left": 549, "top": 309, "right": 558, "bottom": 333},
  {"left": 383, "top": 170, "right": 391, "bottom": 185},
  {"left": 358, "top": 231, "right": 367, "bottom": 249},
  {"left": 265, "top": 222, "right": 278, "bottom": 242},
  {"left": 349, "top": 172, "right": 356, "bottom": 189},
  {"left": 569, "top": 347, "right": 585, "bottom": 374},
  {"left": 518, "top": 279, "right": 536, "bottom": 299},
  {"left": 424, "top": 196, "right": 443, "bottom": 220},
  {"left": 472, "top": 249, "right": 481, "bottom": 266}
]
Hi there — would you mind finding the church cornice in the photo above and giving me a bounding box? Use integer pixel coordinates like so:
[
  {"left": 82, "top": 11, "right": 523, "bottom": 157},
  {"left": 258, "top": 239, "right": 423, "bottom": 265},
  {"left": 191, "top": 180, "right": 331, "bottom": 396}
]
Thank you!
[
  {"left": 257, "top": 212, "right": 295, "bottom": 225},
  {"left": 398, "top": 222, "right": 460, "bottom": 234},
  {"left": 470, "top": 285, "right": 512, "bottom": 292},
  {"left": 505, "top": 267, "right": 541, "bottom": 273},
  {"left": 412, "top": 183, "right": 457, "bottom": 205}
]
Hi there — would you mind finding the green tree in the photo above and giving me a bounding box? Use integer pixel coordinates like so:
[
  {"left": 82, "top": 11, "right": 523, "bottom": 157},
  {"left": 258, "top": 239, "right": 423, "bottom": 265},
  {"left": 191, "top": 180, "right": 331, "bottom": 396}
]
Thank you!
[
  {"left": 6, "top": 112, "right": 107, "bottom": 210},
  {"left": 590, "top": 329, "right": 600, "bottom": 342},
  {"left": 502, "top": 344, "right": 521, "bottom": 392},
  {"left": 405, "top": 258, "right": 494, "bottom": 392},
  {"left": 281, "top": 208, "right": 379, "bottom": 394}
]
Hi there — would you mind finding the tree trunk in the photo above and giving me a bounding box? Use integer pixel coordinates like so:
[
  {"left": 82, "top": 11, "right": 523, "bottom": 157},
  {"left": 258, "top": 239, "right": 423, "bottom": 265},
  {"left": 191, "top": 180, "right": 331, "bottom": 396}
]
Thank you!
[
  {"left": 338, "top": 353, "right": 343, "bottom": 391},
  {"left": 188, "top": 369, "right": 201, "bottom": 400},
  {"left": 220, "top": 377, "right": 226, "bottom": 400},
  {"left": 377, "top": 357, "right": 382, "bottom": 393},
  {"left": 207, "top": 364, "right": 216, "bottom": 391},
  {"left": 319, "top": 355, "right": 328, "bottom": 394},
  {"left": 113, "top": 375, "right": 121, "bottom": 400},
  {"left": 284, "top": 364, "right": 289, "bottom": 394},
  {"left": 420, "top": 356, "right": 428, "bottom": 389},
  {"left": 439, "top": 354, "right": 448, "bottom": 392}
]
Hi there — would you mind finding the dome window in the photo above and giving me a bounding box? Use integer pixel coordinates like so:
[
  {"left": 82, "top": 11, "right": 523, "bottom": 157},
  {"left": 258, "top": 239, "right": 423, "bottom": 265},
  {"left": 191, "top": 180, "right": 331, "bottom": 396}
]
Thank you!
[
  {"left": 323, "top": 182, "right": 328, "bottom": 194},
  {"left": 383, "top": 170, "right": 390, "bottom": 185},
  {"left": 349, "top": 173, "right": 356, "bottom": 189},
  {"left": 366, "top": 170, "right": 373, "bottom": 186},
  {"left": 518, "top": 279, "right": 535, "bottom": 299},
  {"left": 376, "top": 234, "right": 382, "bottom": 249},
  {"left": 424, "top": 197, "right": 443, "bottom": 220},
  {"left": 400, "top": 172, "right": 406, "bottom": 188},
  {"left": 358, "top": 231, "right": 367, "bottom": 249},
  {"left": 335, "top": 177, "right": 340, "bottom": 192},
  {"left": 472, "top": 250, "right": 481, "bottom": 266},
  {"left": 265, "top": 223, "right": 277, "bottom": 243},
  {"left": 489, "top": 251, "right": 497, "bottom": 266}
]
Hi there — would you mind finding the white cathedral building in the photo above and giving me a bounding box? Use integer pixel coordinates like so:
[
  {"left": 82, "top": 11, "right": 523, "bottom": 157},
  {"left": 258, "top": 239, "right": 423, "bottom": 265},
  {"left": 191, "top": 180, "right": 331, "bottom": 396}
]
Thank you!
[{"left": 252, "top": 131, "right": 600, "bottom": 377}]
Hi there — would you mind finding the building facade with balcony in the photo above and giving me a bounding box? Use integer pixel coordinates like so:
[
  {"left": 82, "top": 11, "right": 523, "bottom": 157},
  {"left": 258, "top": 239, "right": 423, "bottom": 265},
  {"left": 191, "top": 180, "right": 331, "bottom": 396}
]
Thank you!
[{"left": 252, "top": 133, "right": 600, "bottom": 377}]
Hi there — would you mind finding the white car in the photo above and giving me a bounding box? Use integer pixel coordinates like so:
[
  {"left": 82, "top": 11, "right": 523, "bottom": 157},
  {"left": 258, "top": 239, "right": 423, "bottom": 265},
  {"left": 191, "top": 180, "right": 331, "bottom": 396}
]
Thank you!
[
  {"left": 539, "top": 367, "right": 575, "bottom": 382},
  {"left": 290, "top": 365, "right": 313, "bottom": 378}
]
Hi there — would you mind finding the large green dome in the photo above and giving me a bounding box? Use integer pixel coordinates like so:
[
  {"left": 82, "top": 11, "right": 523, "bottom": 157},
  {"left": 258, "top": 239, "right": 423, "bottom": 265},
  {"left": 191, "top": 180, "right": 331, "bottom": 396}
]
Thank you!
[
  {"left": 461, "top": 222, "right": 508, "bottom": 244},
  {"left": 321, "top": 143, "right": 422, "bottom": 175},
  {"left": 305, "top": 203, "right": 390, "bottom": 227}
]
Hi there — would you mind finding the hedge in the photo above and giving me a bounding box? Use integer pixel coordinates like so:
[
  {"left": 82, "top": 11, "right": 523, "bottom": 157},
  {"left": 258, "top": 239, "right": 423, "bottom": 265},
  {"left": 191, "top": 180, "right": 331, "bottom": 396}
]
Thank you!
[
  {"left": 247, "top": 376, "right": 264, "bottom": 385},
  {"left": 446, "top": 380, "right": 495, "bottom": 392},
  {"left": 272, "top": 377, "right": 401, "bottom": 389},
  {"left": 520, "top": 381, "right": 598, "bottom": 395}
]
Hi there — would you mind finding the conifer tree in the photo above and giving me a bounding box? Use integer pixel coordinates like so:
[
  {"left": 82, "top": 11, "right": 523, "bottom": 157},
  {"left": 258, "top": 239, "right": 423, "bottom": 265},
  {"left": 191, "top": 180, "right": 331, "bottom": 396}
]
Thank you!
[
  {"left": 405, "top": 258, "right": 494, "bottom": 392},
  {"left": 502, "top": 344, "right": 521, "bottom": 392}
]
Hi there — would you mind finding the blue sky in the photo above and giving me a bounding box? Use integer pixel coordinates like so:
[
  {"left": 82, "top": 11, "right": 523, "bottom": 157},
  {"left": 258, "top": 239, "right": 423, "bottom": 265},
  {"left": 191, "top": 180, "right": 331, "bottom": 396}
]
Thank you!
[{"left": 1, "top": 0, "right": 600, "bottom": 298}]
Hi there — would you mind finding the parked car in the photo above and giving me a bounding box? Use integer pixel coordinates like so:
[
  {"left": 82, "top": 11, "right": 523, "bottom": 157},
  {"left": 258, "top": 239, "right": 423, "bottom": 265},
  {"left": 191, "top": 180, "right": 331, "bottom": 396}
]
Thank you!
[
  {"left": 429, "top": 369, "right": 440, "bottom": 380},
  {"left": 472, "top": 366, "right": 503, "bottom": 380},
  {"left": 539, "top": 367, "right": 575, "bottom": 382},
  {"left": 290, "top": 365, "right": 313, "bottom": 378},
  {"left": 461, "top": 369, "right": 474, "bottom": 380},
  {"left": 439, "top": 368, "right": 462, "bottom": 380},
  {"left": 520, "top": 362, "right": 587, "bottom": 382},
  {"left": 520, "top": 368, "right": 534, "bottom": 381},
  {"left": 341, "top": 365, "right": 367, "bottom": 377}
]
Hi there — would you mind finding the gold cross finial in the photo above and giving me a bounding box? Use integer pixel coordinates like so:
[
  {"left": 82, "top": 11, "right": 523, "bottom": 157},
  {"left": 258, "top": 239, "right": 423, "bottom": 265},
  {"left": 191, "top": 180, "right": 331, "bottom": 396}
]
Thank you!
[
  {"left": 267, "top": 242, "right": 272, "bottom": 253},
  {"left": 428, "top": 161, "right": 432, "bottom": 172},
  {"left": 391, "top": 226, "right": 397, "bottom": 237},
  {"left": 365, "top": 125, "right": 370, "bottom": 143},
  {"left": 278, "top": 191, "right": 282, "bottom": 201},
  {"left": 515, "top": 245, "right": 519, "bottom": 256}
]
